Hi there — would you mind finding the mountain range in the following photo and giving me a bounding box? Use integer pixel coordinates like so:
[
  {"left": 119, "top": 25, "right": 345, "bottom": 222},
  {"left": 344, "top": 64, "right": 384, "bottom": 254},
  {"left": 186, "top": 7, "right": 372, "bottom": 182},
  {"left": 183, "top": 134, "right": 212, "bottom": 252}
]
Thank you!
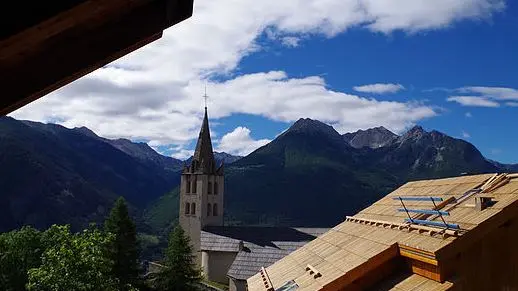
[
  {"left": 222, "top": 119, "right": 504, "bottom": 226},
  {"left": 0, "top": 117, "right": 185, "bottom": 232},
  {"left": 0, "top": 116, "right": 515, "bottom": 233}
]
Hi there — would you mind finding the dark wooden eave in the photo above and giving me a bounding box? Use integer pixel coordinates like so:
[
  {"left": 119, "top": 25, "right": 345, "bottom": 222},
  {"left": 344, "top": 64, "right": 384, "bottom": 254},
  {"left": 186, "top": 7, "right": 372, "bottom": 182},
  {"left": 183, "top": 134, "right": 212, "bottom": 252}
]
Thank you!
[{"left": 0, "top": 0, "right": 194, "bottom": 115}]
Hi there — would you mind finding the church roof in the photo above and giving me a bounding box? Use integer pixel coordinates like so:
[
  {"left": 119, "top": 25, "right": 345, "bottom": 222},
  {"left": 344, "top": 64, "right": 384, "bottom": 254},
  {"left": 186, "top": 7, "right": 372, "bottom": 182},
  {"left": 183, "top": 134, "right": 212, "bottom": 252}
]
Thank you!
[
  {"left": 247, "top": 173, "right": 518, "bottom": 291},
  {"left": 185, "top": 107, "right": 219, "bottom": 174},
  {"left": 201, "top": 226, "right": 329, "bottom": 280}
]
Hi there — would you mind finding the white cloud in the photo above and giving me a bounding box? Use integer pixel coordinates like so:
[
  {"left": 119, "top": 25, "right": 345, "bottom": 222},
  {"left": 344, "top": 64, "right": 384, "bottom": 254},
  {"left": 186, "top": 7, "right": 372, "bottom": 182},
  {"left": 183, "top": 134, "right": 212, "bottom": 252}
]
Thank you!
[
  {"left": 361, "top": 0, "right": 504, "bottom": 33},
  {"left": 447, "top": 96, "right": 500, "bottom": 107},
  {"left": 448, "top": 86, "right": 518, "bottom": 107},
  {"left": 353, "top": 83, "right": 406, "bottom": 94},
  {"left": 202, "top": 72, "right": 436, "bottom": 134},
  {"left": 216, "top": 127, "right": 271, "bottom": 156},
  {"left": 459, "top": 86, "right": 518, "bottom": 100},
  {"left": 462, "top": 131, "right": 471, "bottom": 139},
  {"left": 171, "top": 149, "right": 195, "bottom": 160},
  {"left": 465, "top": 112, "right": 473, "bottom": 118},
  {"left": 281, "top": 36, "right": 301, "bottom": 48},
  {"left": 10, "top": 0, "right": 505, "bottom": 152}
]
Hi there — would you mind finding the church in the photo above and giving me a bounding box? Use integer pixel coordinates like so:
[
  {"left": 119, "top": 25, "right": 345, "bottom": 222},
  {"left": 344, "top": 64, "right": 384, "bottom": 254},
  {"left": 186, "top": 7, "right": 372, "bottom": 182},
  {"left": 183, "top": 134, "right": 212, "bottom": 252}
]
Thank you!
[{"left": 179, "top": 107, "right": 328, "bottom": 291}]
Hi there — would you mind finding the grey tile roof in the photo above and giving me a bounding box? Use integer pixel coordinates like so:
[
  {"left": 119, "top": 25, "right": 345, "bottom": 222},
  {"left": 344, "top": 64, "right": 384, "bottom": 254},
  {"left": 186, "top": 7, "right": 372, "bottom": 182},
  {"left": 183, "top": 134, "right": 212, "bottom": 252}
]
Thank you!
[{"left": 201, "top": 226, "right": 329, "bottom": 280}]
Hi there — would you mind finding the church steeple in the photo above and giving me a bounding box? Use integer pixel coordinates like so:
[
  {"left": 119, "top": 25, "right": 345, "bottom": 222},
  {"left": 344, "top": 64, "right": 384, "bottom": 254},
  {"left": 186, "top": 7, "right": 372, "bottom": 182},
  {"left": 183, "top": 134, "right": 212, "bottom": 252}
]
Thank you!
[
  {"left": 179, "top": 94, "right": 225, "bottom": 266},
  {"left": 189, "top": 107, "right": 216, "bottom": 173}
]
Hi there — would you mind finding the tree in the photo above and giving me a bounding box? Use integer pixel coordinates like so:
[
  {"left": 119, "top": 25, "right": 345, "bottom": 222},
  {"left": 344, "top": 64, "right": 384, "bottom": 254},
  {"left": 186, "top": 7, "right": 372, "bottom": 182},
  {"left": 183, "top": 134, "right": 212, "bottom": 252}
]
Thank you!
[
  {"left": 155, "top": 226, "right": 201, "bottom": 291},
  {"left": 26, "top": 225, "right": 119, "bottom": 291},
  {"left": 0, "top": 227, "right": 44, "bottom": 291},
  {"left": 105, "top": 197, "right": 140, "bottom": 289}
]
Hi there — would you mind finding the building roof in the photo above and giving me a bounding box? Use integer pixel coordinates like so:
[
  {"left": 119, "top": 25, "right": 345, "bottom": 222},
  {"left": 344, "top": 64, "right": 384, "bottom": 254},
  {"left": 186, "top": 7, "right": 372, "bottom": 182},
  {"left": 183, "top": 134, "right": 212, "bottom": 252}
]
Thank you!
[
  {"left": 201, "top": 226, "right": 329, "bottom": 280},
  {"left": 247, "top": 173, "right": 518, "bottom": 291},
  {"left": 0, "top": 0, "right": 193, "bottom": 115},
  {"left": 184, "top": 108, "right": 221, "bottom": 174}
]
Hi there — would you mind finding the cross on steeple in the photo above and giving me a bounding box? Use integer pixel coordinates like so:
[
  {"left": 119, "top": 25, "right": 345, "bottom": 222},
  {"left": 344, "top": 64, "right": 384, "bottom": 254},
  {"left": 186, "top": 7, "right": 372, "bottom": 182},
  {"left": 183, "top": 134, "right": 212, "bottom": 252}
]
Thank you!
[
  {"left": 203, "top": 85, "right": 209, "bottom": 109},
  {"left": 186, "top": 85, "right": 216, "bottom": 174}
]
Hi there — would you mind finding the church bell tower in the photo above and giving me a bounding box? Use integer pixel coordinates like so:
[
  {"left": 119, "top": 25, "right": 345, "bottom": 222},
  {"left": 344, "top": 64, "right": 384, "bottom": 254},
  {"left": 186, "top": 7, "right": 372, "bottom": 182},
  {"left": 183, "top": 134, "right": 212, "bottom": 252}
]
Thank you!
[{"left": 179, "top": 104, "right": 224, "bottom": 264}]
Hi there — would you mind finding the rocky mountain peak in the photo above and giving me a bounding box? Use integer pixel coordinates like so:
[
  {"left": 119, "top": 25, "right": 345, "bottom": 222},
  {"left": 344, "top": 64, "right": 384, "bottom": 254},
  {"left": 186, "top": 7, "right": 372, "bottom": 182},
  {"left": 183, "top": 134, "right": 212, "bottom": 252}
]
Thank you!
[
  {"left": 287, "top": 118, "right": 341, "bottom": 138},
  {"left": 343, "top": 126, "right": 398, "bottom": 149},
  {"left": 399, "top": 125, "right": 427, "bottom": 143}
]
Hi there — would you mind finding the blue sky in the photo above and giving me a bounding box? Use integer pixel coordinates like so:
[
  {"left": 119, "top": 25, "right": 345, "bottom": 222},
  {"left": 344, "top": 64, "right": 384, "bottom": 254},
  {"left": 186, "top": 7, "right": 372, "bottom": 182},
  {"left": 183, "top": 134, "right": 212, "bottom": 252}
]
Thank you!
[
  {"left": 230, "top": 4, "right": 518, "bottom": 162},
  {"left": 11, "top": 0, "right": 518, "bottom": 163}
]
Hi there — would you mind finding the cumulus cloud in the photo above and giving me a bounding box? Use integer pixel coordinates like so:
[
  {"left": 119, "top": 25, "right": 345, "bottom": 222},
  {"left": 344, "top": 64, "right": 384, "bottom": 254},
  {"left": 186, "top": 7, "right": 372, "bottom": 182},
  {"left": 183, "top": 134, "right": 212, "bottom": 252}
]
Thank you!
[
  {"left": 462, "top": 131, "right": 471, "bottom": 139},
  {"left": 216, "top": 127, "right": 271, "bottom": 156},
  {"left": 506, "top": 102, "right": 518, "bottom": 107},
  {"left": 447, "top": 96, "right": 500, "bottom": 107},
  {"left": 353, "top": 83, "right": 406, "bottom": 94},
  {"left": 465, "top": 112, "right": 473, "bottom": 118},
  {"left": 202, "top": 72, "right": 436, "bottom": 133},
  {"left": 10, "top": 0, "right": 505, "bottom": 156}
]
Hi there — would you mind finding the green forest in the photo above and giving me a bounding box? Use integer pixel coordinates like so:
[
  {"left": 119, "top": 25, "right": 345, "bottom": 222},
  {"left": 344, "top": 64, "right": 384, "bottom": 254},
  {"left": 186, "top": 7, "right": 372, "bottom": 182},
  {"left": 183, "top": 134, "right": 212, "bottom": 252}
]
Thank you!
[{"left": 0, "top": 197, "right": 201, "bottom": 291}]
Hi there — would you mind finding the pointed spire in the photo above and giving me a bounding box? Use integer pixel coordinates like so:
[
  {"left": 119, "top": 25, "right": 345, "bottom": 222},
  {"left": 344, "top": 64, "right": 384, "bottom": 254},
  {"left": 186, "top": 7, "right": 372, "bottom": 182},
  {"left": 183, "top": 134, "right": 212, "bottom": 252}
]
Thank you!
[{"left": 190, "top": 107, "right": 216, "bottom": 174}]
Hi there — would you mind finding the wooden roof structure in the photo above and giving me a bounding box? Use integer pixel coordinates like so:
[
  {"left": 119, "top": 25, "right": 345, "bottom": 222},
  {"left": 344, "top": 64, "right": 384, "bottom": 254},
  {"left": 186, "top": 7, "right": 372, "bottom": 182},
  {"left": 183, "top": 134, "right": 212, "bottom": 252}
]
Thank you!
[
  {"left": 247, "top": 173, "right": 518, "bottom": 291},
  {"left": 0, "top": 0, "right": 193, "bottom": 115}
]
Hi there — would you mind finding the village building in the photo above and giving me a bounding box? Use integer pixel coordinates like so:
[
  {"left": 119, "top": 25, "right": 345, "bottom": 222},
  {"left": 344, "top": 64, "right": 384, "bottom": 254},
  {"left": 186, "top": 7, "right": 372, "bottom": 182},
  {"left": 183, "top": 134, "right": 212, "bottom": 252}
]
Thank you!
[
  {"left": 247, "top": 172, "right": 518, "bottom": 291},
  {"left": 179, "top": 107, "right": 328, "bottom": 291}
]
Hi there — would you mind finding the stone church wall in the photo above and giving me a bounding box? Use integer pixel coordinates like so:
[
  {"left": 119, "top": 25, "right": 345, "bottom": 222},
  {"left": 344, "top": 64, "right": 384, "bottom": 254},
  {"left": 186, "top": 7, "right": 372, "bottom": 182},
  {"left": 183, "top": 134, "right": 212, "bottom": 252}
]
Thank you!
[{"left": 203, "top": 250, "right": 238, "bottom": 284}]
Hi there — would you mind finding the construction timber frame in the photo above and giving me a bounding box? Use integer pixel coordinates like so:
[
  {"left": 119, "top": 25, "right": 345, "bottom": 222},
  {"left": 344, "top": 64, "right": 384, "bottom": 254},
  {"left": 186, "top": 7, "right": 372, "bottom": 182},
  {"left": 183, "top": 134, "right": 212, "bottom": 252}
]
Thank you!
[{"left": 0, "top": 0, "right": 194, "bottom": 115}]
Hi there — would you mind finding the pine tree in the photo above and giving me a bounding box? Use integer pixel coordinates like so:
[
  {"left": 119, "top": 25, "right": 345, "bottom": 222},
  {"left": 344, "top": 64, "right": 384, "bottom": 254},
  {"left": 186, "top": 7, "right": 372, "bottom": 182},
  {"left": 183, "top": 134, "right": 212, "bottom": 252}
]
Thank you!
[
  {"left": 105, "top": 197, "right": 140, "bottom": 290},
  {"left": 155, "top": 225, "right": 201, "bottom": 291}
]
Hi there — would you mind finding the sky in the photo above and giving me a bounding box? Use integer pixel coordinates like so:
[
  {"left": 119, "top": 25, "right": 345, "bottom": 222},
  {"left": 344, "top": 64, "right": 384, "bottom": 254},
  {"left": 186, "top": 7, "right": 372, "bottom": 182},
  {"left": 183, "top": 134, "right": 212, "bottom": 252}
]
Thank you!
[{"left": 10, "top": 0, "right": 518, "bottom": 163}]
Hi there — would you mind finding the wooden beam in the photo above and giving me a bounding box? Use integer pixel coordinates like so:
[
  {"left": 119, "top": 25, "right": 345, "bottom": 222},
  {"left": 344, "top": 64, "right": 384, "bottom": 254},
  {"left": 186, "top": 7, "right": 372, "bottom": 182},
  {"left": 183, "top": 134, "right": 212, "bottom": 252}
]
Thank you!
[
  {"left": 0, "top": 0, "right": 193, "bottom": 115},
  {"left": 399, "top": 245, "right": 439, "bottom": 266},
  {"left": 0, "top": 0, "right": 147, "bottom": 64},
  {"left": 0, "top": 32, "right": 162, "bottom": 116},
  {"left": 406, "top": 258, "right": 443, "bottom": 282}
]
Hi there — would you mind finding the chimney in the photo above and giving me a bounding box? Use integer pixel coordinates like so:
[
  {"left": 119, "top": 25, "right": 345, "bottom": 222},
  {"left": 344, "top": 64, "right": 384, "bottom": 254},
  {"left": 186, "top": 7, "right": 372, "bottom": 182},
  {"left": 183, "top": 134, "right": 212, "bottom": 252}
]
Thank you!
[{"left": 238, "top": 240, "right": 244, "bottom": 252}]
